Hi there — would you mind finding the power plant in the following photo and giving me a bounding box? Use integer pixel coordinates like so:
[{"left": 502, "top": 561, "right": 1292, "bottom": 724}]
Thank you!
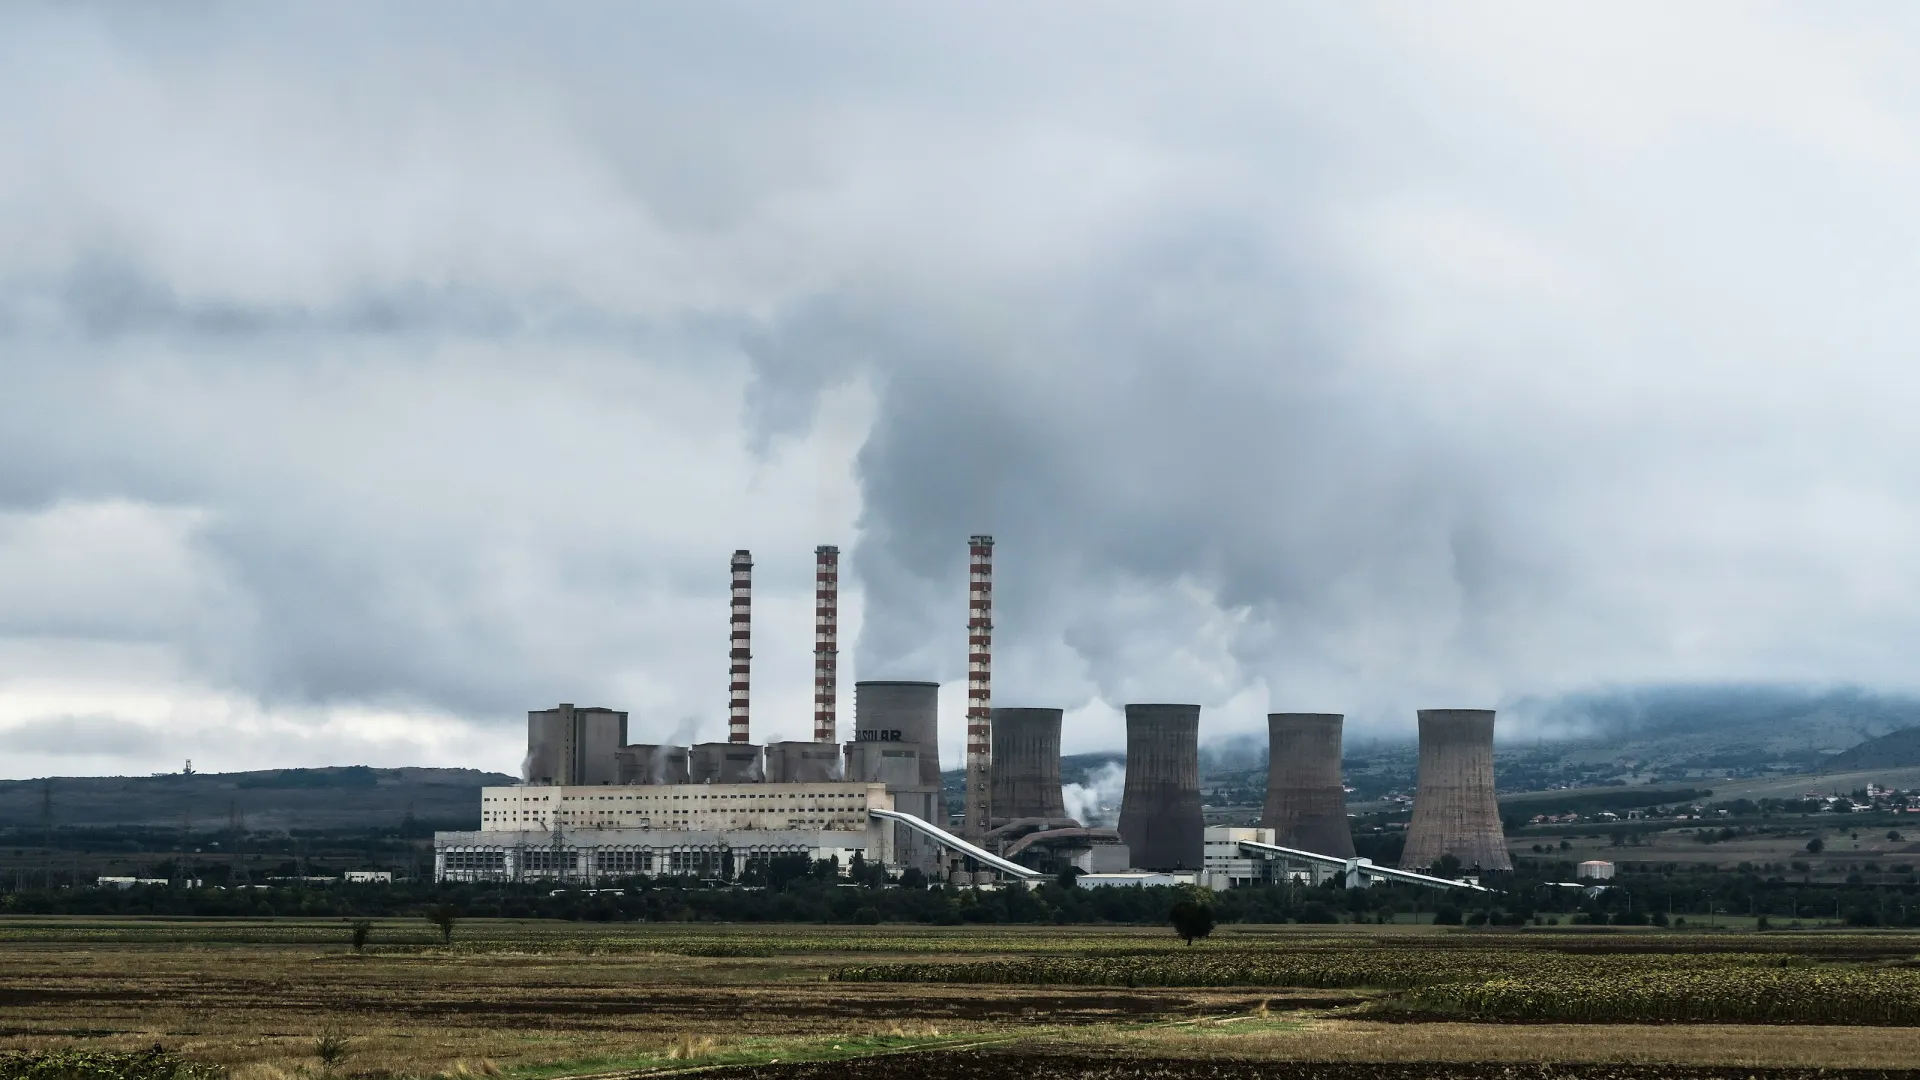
[
  {"left": 1117, "top": 704, "right": 1204, "bottom": 871},
  {"left": 1261, "top": 713, "right": 1355, "bottom": 858},
  {"left": 1400, "top": 708, "right": 1512, "bottom": 872},
  {"left": 435, "top": 539, "right": 1507, "bottom": 891}
]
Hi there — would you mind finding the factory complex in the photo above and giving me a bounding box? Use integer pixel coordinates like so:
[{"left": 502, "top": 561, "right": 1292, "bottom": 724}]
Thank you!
[{"left": 435, "top": 540, "right": 1512, "bottom": 891}]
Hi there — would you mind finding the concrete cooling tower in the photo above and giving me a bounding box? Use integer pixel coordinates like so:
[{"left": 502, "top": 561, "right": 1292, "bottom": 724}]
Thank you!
[
  {"left": 990, "top": 707, "right": 1068, "bottom": 822},
  {"left": 1261, "top": 712, "right": 1355, "bottom": 858},
  {"left": 850, "top": 680, "right": 943, "bottom": 872},
  {"left": 1400, "top": 709, "right": 1512, "bottom": 872},
  {"left": 854, "top": 681, "right": 941, "bottom": 787},
  {"left": 1117, "top": 704, "right": 1204, "bottom": 870}
]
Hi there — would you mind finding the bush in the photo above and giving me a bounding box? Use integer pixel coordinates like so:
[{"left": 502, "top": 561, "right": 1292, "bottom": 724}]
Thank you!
[
  {"left": 0, "top": 1047, "right": 224, "bottom": 1080},
  {"left": 852, "top": 906, "right": 881, "bottom": 925},
  {"left": 1432, "top": 905, "right": 1463, "bottom": 926},
  {"left": 1295, "top": 902, "right": 1339, "bottom": 924},
  {"left": 1169, "top": 899, "right": 1216, "bottom": 945}
]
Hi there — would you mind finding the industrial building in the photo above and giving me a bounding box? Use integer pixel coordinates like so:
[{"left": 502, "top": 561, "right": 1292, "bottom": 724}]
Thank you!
[
  {"left": 1400, "top": 709, "right": 1513, "bottom": 872},
  {"left": 436, "top": 543, "right": 1003, "bottom": 883},
  {"left": 437, "top": 782, "right": 894, "bottom": 882},
  {"left": 526, "top": 704, "right": 628, "bottom": 786},
  {"left": 436, "top": 539, "right": 1510, "bottom": 891}
]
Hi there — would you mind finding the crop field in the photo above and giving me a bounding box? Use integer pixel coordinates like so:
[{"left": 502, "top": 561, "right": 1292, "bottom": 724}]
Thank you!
[{"left": 8, "top": 919, "right": 1920, "bottom": 1080}]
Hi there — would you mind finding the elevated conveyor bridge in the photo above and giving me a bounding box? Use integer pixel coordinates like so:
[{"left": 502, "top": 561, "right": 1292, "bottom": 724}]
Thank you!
[
  {"left": 1236, "top": 839, "right": 1495, "bottom": 893},
  {"left": 868, "top": 807, "right": 1045, "bottom": 881}
]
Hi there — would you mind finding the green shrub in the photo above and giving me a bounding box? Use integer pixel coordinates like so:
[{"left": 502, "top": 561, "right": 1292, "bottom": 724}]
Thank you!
[{"left": 0, "top": 1047, "right": 223, "bottom": 1080}]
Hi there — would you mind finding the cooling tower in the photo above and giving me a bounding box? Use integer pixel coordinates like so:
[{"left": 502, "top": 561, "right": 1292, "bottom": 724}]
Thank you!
[
  {"left": 1260, "top": 713, "right": 1356, "bottom": 858},
  {"left": 1400, "top": 709, "right": 1512, "bottom": 872},
  {"left": 1117, "top": 704, "right": 1204, "bottom": 870},
  {"left": 851, "top": 680, "right": 942, "bottom": 873},
  {"left": 854, "top": 681, "right": 941, "bottom": 787},
  {"left": 763, "top": 741, "right": 841, "bottom": 783},
  {"left": 991, "top": 707, "right": 1068, "bottom": 822},
  {"left": 689, "top": 741, "right": 763, "bottom": 784},
  {"left": 615, "top": 744, "right": 689, "bottom": 785}
]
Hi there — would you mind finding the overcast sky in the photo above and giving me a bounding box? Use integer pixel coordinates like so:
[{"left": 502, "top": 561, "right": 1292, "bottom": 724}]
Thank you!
[{"left": 5, "top": 3, "right": 1920, "bottom": 780}]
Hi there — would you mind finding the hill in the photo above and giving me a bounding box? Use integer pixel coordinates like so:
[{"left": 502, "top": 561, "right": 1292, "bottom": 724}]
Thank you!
[
  {"left": 0, "top": 766, "right": 516, "bottom": 832},
  {"left": 1824, "top": 726, "right": 1920, "bottom": 772}
]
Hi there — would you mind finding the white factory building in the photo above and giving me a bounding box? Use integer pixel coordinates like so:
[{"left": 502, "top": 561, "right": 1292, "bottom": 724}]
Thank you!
[{"left": 436, "top": 781, "right": 897, "bottom": 883}]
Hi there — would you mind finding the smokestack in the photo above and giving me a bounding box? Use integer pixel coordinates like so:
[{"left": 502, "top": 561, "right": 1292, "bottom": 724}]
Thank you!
[
  {"left": 1401, "top": 709, "right": 1512, "bottom": 872},
  {"left": 990, "top": 707, "right": 1068, "bottom": 822},
  {"left": 813, "top": 545, "right": 839, "bottom": 743},
  {"left": 965, "top": 535, "right": 994, "bottom": 839},
  {"left": 1117, "top": 704, "right": 1204, "bottom": 870},
  {"left": 729, "top": 550, "right": 752, "bottom": 744},
  {"left": 1261, "top": 713, "right": 1355, "bottom": 858}
]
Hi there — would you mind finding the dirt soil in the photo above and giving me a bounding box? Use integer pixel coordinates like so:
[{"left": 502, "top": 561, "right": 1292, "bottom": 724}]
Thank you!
[{"left": 706, "top": 1049, "right": 1920, "bottom": 1080}]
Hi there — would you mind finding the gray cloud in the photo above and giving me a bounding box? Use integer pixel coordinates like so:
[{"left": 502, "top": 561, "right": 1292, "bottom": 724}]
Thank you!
[
  {"left": 4, "top": 4, "right": 1920, "bottom": 775},
  {"left": 0, "top": 717, "right": 166, "bottom": 757}
]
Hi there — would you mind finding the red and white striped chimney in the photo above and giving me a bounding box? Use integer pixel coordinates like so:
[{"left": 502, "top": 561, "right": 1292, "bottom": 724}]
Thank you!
[
  {"left": 965, "top": 535, "right": 994, "bottom": 839},
  {"left": 729, "top": 550, "right": 752, "bottom": 744},
  {"left": 813, "top": 545, "right": 839, "bottom": 743}
]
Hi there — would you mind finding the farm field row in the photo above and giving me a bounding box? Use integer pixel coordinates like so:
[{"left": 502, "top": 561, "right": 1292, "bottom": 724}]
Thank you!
[{"left": 8, "top": 919, "right": 1920, "bottom": 1078}]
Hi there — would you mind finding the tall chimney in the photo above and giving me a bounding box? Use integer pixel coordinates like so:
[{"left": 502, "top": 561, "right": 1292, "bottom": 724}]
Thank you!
[
  {"left": 1400, "top": 709, "right": 1512, "bottom": 872},
  {"left": 1117, "top": 704, "right": 1204, "bottom": 870},
  {"left": 964, "top": 535, "right": 994, "bottom": 839},
  {"left": 728, "top": 550, "right": 752, "bottom": 744},
  {"left": 1261, "top": 713, "right": 1355, "bottom": 858},
  {"left": 813, "top": 545, "right": 840, "bottom": 743}
]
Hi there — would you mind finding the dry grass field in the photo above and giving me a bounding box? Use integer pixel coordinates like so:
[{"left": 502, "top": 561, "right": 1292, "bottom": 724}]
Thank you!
[{"left": 7, "top": 919, "right": 1920, "bottom": 1080}]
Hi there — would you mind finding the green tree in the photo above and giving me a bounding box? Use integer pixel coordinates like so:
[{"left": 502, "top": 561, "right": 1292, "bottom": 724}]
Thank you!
[
  {"left": 426, "top": 904, "right": 456, "bottom": 945},
  {"left": 1168, "top": 898, "right": 1215, "bottom": 945}
]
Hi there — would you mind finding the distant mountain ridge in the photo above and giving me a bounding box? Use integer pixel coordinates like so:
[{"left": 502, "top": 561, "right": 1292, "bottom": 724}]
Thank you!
[
  {"left": 1517, "top": 685, "right": 1920, "bottom": 756},
  {"left": 0, "top": 766, "right": 516, "bottom": 831},
  {"left": 1824, "top": 727, "right": 1920, "bottom": 772}
]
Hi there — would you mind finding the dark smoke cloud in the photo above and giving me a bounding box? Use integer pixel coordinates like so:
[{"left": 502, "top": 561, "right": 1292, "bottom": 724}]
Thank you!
[{"left": 4, "top": 4, "right": 1920, "bottom": 776}]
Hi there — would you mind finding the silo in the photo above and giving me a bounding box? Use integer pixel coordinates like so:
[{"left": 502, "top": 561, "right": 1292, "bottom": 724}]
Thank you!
[
  {"left": 1260, "top": 713, "right": 1355, "bottom": 858},
  {"left": 1117, "top": 704, "right": 1204, "bottom": 870},
  {"left": 854, "top": 681, "right": 941, "bottom": 787},
  {"left": 1400, "top": 709, "right": 1512, "bottom": 872},
  {"left": 689, "top": 741, "right": 763, "bottom": 784},
  {"left": 763, "top": 741, "right": 841, "bottom": 783},
  {"left": 615, "top": 744, "right": 689, "bottom": 785},
  {"left": 990, "top": 707, "right": 1067, "bottom": 822}
]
